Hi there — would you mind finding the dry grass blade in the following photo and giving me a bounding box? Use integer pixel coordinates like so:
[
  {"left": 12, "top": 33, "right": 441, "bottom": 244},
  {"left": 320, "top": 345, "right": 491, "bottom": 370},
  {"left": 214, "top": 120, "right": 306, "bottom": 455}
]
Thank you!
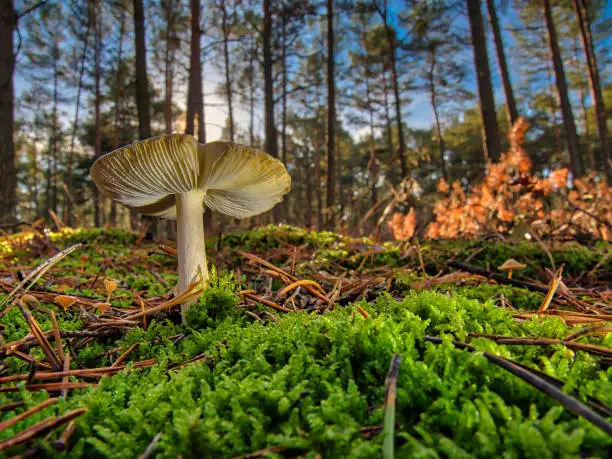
[
  {"left": 278, "top": 280, "right": 325, "bottom": 296},
  {"left": 0, "top": 243, "right": 83, "bottom": 311},
  {"left": 237, "top": 251, "right": 298, "bottom": 283},
  {"left": 0, "top": 382, "right": 94, "bottom": 393},
  {"left": 383, "top": 354, "right": 402, "bottom": 459},
  {"left": 538, "top": 268, "right": 563, "bottom": 313},
  {"left": 240, "top": 291, "right": 293, "bottom": 313},
  {"left": 423, "top": 336, "right": 612, "bottom": 436},
  {"left": 0, "top": 408, "right": 87, "bottom": 452},
  {"left": 124, "top": 282, "right": 203, "bottom": 320},
  {"left": 0, "top": 398, "right": 58, "bottom": 432},
  {"left": 16, "top": 300, "right": 63, "bottom": 370},
  {"left": 563, "top": 324, "right": 612, "bottom": 342},
  {"left": 111, "top": 343, "right": 138, "bottom": 368},
  {"left": 53, "top": 421, "right": 76, "bottom": 451},
  {"left": 139, "top": 432, "right": 163, "bottom": 459}
]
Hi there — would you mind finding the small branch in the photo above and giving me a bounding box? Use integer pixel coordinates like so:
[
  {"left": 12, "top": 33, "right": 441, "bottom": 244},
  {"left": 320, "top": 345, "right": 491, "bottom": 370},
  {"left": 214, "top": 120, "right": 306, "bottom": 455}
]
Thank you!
[
  {"left": 16, "top": 0, "right": 49, "bottom": 19},
  {"left": 447, "top": 260, "right": 548, "bottom": 293}
]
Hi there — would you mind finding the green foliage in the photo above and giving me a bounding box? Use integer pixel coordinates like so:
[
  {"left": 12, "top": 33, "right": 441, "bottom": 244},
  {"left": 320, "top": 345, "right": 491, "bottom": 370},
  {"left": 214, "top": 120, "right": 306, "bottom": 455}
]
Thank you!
[{"left": 1, "top": 227, "right": 610, "bottom": 457}]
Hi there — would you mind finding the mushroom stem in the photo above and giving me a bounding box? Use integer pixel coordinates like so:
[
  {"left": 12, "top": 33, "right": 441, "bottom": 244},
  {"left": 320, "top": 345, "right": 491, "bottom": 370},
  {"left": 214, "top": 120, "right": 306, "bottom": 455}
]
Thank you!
[{"left": 176, "top": 190, "right": 208, "bottom": 316}]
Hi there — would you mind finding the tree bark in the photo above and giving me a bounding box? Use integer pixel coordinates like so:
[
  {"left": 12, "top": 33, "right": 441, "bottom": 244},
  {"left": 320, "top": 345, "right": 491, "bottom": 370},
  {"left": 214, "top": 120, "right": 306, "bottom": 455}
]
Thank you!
[
  {"left": 221, "top": 0, "right": 234, "bottom": 142},
  {"left": 376, "top": 1, "right": 407, "bottom": 182},
  {"left": 466, "top": 0, "right": 501, "bottom": 162},
  {"left": 542, "top": 0, "right": 583, "bottom": 177},
  {"left": 65, "top": 12, "right": 91, "bottom": 226},
  {"left": 326, "top": 0, "right": 336, "bottom": 228},
  {"left": 428, "top": 47, "right": 447, "bottom": 181},
  {"left": 110, "top": 6, "right": 126, "bottom": 227},
  {"left": 93, "top": 1, "right": 103, "bottom": 227},
  {"left": 133, "top": 0, "right": 155, "bottom": 234},
  {"left": 573, "top": 0, "right": 610, "bottom": 179},
  {"left": 163, "top": 0, "right": 175, "bottom": 135},
  {"left": 263, "top": 0, "right": 277, "bottom": 159},
  {"left": 186, "top": 0, "right": 204, "bottom": 142},
  {"left": 485, "top": 0, "right": 518, "bottom": 127},
  {"left": 133, "top": 0, "right": 151, "bottom": 140},
  {"left": 0, "top": 0, "right": 17, "bottom": 219}
]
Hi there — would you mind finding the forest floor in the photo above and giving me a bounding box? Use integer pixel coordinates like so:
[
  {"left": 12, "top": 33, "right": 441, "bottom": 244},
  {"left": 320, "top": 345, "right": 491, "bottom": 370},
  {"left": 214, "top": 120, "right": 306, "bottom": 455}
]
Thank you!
[{"left": 0, "top": 225, "right": 610, "bottom": 458}]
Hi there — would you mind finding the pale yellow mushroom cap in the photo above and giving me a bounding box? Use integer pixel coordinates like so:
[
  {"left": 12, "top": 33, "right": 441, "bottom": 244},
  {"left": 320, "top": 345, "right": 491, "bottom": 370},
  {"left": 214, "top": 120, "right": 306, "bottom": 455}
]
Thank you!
[
  {"left": 90, "top": 134, "right": 291, "bottom": 219},
  {"left": 499, "top": 258, "right": 526, "bottom": 271}
]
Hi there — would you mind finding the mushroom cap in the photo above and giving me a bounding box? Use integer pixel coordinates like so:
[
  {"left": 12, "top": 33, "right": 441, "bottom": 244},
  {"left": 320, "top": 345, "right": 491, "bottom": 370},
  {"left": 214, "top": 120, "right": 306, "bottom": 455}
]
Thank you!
[
  {"left": 90, "top": 134, "right": 291, "bottom": 219},
  {"left": 499, "top": 258, "right": 526, "bottom": 271}
]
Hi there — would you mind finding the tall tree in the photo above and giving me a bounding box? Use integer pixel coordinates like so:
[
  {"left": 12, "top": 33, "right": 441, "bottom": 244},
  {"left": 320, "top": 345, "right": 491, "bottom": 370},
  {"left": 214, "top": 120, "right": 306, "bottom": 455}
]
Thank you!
[
  {"left": 0, "top": 0, "right": 17, "bottom": 219},
  {"left": 93, "top": 0, "right": 103, "bottom": 227},
  {"left": 466, "top": 0, "right": 501, "bottom": 162},
  {"left": 326, "top": 0, "right": 336, "bottom": 227},
  {"left": 573, "top": 0, "right": 609, "bottom": 179},
  {"left": 373, "top": 0, "right": 408, "bottom": 182},
  {"left": 542, "top": 0, "right": 583, "bottom": 177},
  {"left": 186, "top": 0, "right": 205, "bottom": 141},
  {"left": 485, "top": 0, "right": 519, "bottom": 126},
  {"left": 262, "top": 0, "right": 277, "bottom": 159},
  {"left": 133, "top": 0, "right": 152, "bottom": 140}
]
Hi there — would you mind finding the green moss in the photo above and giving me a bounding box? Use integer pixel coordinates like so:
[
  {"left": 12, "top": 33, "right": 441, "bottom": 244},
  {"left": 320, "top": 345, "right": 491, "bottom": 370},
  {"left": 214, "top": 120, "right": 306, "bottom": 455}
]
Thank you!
[{"left": 0, "top": 226, "right": 610, "bottom": 457}]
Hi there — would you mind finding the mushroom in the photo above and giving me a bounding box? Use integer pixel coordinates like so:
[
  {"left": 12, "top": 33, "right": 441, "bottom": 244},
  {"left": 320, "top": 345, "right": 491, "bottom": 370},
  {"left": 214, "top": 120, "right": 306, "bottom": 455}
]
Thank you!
[
  {"left": 498, "top": 258, "right": 526, "bottom": 279},
  {"left": 90, "top": 134, "right": 290, "bottom": 318}
]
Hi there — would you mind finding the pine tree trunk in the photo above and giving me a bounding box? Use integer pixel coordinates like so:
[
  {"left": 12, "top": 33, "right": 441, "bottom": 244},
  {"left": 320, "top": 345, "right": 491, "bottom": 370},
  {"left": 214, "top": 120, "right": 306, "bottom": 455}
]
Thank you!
[
  {"left": 221, "top": 1, "right": 234, "bottom": 142},
  {"left": 65, "top": 14, "right": 90, "bottom": 227},
  {"left": 0, "top": 0, "right": 17, "bottom": 220},
  {"left": 93, "top": 5, "right": 102, "bottom": 227},
  {"left": 133, "top": 0, "right": 151, "bottom": 140},
  {"left": 263, "top": 0, "right": 277, "bottom": 159},
  {"left": 326, "top": 0, "right": 336, "bottom": 229},
  {"left": 163, "top": 0, "right": 174, "bottom": 135},
  {"left": 186, "top": 0, "right": 204, "bottom": 142},
  {"left": 485, "top": 0, "right": 518, "bottom": 127},
  {"left": 542, "top": 0, "right": 583, "bottom": 177},
  {"left": 573, "top": 0, "right": 610, "bottom": 179},
  {"left": 428, "top": 47, "right": 447, "bottom": 181},
  {"left": 466, "top": 0, "right": 501, "bottom": 162},
  {"left": 133, "top": 0, "right": 155, "bottom": 234},
  {"left": 110, "top": 7, "right": 126, "bottom": 227}
]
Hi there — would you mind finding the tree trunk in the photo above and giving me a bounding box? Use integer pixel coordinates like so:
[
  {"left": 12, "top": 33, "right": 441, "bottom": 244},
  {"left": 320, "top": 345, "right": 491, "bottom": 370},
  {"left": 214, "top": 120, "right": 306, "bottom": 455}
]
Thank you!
[
  {"left": 65, "top": 13, "right": 91, "bottom": 226},
  {"left": 428, "top": 47, "right": 447, "bottom": 181},
  {"left": 280, "top": 9, "right": 288, "bottom": 219},
  {"left": 163, "top": 0, "right": 175, "bottom": 135},
  {"left": 248, "top": 35, "right": 255, "bottom": 146},
  {"left": 133, "top": 0, "right": 151, "bottom": 140},
  {"left": 466, "top": 0, "right": 501, "bottom": 162},
  {"left": 326, "top": 0, "right": 336, "bottom": 229},
  {"left": 0, "top": 0, "right": 17, "bottom": 219},
  {"left": 110, "top": 7, "right": 126, "bottom": 227},
  {"left": 186, "top": 0, "right": 203, "bottom": 141},
  {"left": 363, "top": 40, "right": 378, "bottom": 208},
  {"left": 542, "top": 0, "right": 583, "bottom": 177},
  {"left": 375, "top": 0, "right": 408, "bottom": 183},
  {"left": 573, "top": 0, "right": 610, "bottom": 179},
  {"left": 221, "top": 1, "right": 234, "bottom": 142},
  {"left": 133, "top": 0, "right": 155, "bottom": 234},
  {"left": 93, "top": 3, "right": 102, "bottom": 227},
  {"left": 263, "top": 0, "right": 277, "bottom": 159},
  {"left": 485, "top": 0, "right": 519, "bottom": 127}
]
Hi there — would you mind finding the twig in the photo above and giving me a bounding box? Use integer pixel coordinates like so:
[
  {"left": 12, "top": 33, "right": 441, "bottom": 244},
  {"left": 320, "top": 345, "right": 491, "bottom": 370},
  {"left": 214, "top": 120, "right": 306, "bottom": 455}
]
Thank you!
[
  {"left": 447, "top": 260, "right": 548, "bottom": 293},
  {"left": 423, "top": 336, "right": 612, "bottom": 436},
  {"left": 0, "top": 243, "right": 82, "bottom": 311},
  {"left": 111, "top": 343, "right": 138, "bottom": 368},
  {"left": 138, "top": 432, "right": 163, "bottom": 459},
  {"left": 0, "top": 398, "right": 58, "bottom": 432},
  {"left": 0, "top": 408, "right": 87, "bottom": 452}
]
